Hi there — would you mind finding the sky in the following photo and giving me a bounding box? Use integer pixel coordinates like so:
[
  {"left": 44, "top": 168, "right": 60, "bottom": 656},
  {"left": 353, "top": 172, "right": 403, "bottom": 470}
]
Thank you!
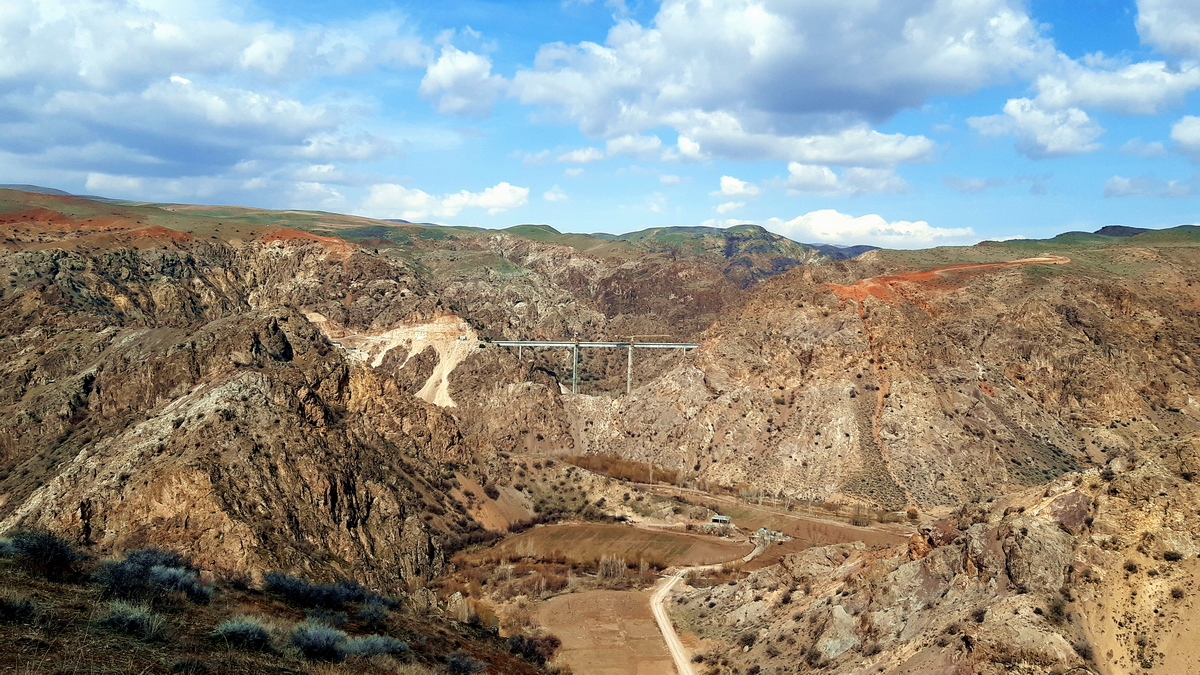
[{"left": 2, "top": 0, "right": 1200, "bottom": 248}]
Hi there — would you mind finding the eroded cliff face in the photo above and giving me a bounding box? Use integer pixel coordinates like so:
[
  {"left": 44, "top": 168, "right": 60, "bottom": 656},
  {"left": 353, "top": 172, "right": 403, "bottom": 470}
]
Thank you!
[
  {"left": 669, "top": 444, "right": 1200, "bottom": 674},
  {"left": 0, "top": 229, "right": 467, "bottom": 586},
  {"left": 560, "top": 246, "right": 1200, "bottom": 509}
]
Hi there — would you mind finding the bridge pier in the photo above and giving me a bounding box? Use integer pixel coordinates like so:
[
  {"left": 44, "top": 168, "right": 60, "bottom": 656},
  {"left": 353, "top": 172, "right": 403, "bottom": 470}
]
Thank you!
[
  {"left": 626, "top": 343, "right": 633, "bottom": 394},
  {"left": 488, "top": 339, "right": 700, "bottom": 395}
]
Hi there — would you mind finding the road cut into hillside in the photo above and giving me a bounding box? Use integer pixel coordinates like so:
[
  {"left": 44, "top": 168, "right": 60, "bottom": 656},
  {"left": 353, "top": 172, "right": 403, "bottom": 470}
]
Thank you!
[
  {"left": 649, "top": 541, "right": 770, "bottom": 675},
  {"left": 536, "top": 536, "right": 767, "bottom": 675}
]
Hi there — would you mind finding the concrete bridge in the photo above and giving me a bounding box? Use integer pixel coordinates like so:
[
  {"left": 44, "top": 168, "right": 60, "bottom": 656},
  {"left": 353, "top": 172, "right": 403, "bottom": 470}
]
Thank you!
[{"left": 487, "top": 339, "right": 699, "bottom": 394}]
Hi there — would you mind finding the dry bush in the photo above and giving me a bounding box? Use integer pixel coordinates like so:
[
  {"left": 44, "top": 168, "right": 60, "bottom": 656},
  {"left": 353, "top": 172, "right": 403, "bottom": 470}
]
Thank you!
[
  {"left": 850, "top": 504, "right": 872, "bottom": 527},
  {"left": 565, "top": 455, "right": 679, "bottom": 485},
  {"left": 598, "top": 555, "right": 627, "bottom": 579}
]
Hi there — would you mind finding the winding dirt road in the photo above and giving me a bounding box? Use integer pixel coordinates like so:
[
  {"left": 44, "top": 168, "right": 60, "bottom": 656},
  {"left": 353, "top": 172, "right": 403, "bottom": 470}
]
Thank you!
[{"left": 649, "top": 541, "right": 769, "bottom": 675}]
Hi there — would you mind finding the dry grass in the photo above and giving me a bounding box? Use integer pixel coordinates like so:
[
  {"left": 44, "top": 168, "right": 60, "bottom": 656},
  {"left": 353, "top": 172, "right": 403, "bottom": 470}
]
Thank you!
[{"left": 0, "top": 555, "right": 548, "bottom": 675}]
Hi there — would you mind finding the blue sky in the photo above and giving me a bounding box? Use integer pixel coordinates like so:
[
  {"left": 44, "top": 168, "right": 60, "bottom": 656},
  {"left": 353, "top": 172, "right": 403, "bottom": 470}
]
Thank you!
[{"left": 3, "top": 0, "right": 1200, "bottom": 248}]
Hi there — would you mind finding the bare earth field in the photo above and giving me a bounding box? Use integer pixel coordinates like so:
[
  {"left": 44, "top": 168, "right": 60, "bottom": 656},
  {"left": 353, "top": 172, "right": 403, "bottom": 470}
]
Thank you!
[
  {"left": 537, "top": 590, "right": 676, "bottom": 675},
  {"left": 470, "top": 523, "right": 752, "bottom": 566}
]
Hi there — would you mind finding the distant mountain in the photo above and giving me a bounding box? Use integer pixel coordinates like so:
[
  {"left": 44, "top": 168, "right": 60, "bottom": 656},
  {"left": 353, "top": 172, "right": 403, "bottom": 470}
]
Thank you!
[
  {"left": 0, "top": 184, "right": 75, "bottom": 196},
  {"left": 0, "top": 184, "right": 109, "bottom": 201},
  {"left": 609, "top": 223, "right": 878, "bottom": 261},
  {"left": 807, "top": 243, "right": 880, "bottom": 260},
  {"left": 1093, "top": 225, "right": 1151, "bottom": 237}
]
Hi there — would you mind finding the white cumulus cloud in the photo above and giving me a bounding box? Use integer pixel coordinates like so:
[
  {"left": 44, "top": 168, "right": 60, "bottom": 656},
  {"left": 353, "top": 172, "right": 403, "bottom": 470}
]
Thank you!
[
  {"left": 419, "top": 46, "right": 507, "bottom": 118},
  {"left": 715, "top": 201, "right": 744, "bottom": 214},
  {"left": 713, "top": 175, "right": 762, "bottom": 197},
  {"left": 1171, "top": 116, "right": 1200, "bottom": 159},
  {"left": 786, "top": 163, "right": 908, "bottom": 196},
  {"left": 543, "top": 185, "right": 568, "bottom": 202},
  {"left": 85, "top": 172, "right": 143, "bottom": 195},
  {"left": 606, "top": 134, "right": 663, "bottom": 158},
  {"left": 969, "top": 98, "right": 1103, "bottom": 158},
  {"left": 1137, "top": 0, "right": 1200, "bottom": 59},
  {"left": 511, "top": 0, "right": 1049, "bottom": 165},
  {"left": 361, "top": 181, "right": 529, "bottom": 220},
  {"left": 556, "top": 147, "right": 606, "bottom": 163},
  {"left": 763, "top": 209, "right": 974, "bottom": 248},
  {"left": 1031, "top": 58, "right": 1200, "bottom": 115}
]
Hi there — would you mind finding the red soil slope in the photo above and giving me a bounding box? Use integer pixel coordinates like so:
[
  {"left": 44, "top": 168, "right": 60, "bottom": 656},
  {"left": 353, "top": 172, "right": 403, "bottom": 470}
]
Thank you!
[{"left": 827, "top": 255, "right": 1071, "bottom": 307}]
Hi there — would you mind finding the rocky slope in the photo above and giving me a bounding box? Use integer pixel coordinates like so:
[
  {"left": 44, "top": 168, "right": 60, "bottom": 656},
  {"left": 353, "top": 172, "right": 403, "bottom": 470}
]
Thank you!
[
  {"left": 551, "top": 240, "right": 1200, "bottom": 511},
  {"left": 0, "top": 189, "right": 828, "bottom": 589},
  {"left": 0, "top": 204, "right": 469, "bottom": 587},
  {"left": 667, "top": 443, "right": 1200, "bottom": 674},
  {"left": 5, "top": 185, "right": 1200, "bottom": 634}
]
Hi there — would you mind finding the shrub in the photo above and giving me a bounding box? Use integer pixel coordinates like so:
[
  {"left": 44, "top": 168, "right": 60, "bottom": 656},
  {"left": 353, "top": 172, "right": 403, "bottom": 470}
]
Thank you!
[
  {"left": 343, "top": 635, "right": 409, "bottom": 658},
  {"left": 0, "top": 592, "right": 35, "bottom": 624},
  {"left": 1165, "top": 551, "right": 1184, "bottom": 562},
  {"left": 1172, "top": 587, "right": 1185, "bottom": 600},
  {"left": 849, "top": 504, "right": 871, "bottom": 527},
  {"left": 305, "top": 609, "right": 348, "bottom": 628},
  {"left": 1047, "top": 596, "right": 1067, "bottom": 623},
  {"left": 507, "top": 634, "right": 562, "bottom": 665},
  {"left": 0, "top": 539, "right": 15, "bottom": 557},
  {"left": 971, "top": 608, "right": 987, "bottom": 623},
  {"left": 212, "top": 617, "right": 272, "bottom": 651},
  {"left": 264, "top": 573, "right": 385, "bottom": 609},
  {"left": 8, "top": 530, "right": 84, "bottom": 580},
  {"left": 125, "top": 547, "right": 195, "bottom": 571},
  {"left": 356, "top": 605, "right": 389, "bottom": 630},
  {"left": 149, "top": 565, "right": 211, "bottom": 604},
  {"left": 1124, "top": 561, "right": 1139, "bottom": 573},
  {"left": 98, "top": 600, "right": 166, "bottom": 641},
  {"left": 483, "top": 483, "right": 500, "bottom": 500},
  {"left": 95, "top": 548, "right": 209, "bottom": 605},
  {"left": 446, "top": 650, "right": 489, "bottom": 674},
  {"left": 737, "top": 631, "right": 757, "bottom": 648},
  {"left": 291, "top": 621, "right": 348, "bottom": 662}
]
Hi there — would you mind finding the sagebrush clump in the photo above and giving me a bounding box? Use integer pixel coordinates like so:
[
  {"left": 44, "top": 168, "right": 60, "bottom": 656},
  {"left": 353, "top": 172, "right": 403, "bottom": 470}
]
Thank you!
[
  {"left": 0, "top": 592, "right": 35, "bottom": 624},
  {"left": 97, "top": 600, "right": 167, "bottom": 641},
  {"left": 211, "top": 616, "right": 272, "bottom": 651},
  {"left": 342, "top": 634, "right": 409, "bottom": 658},
  {"left": 6, "top": 530, "right": 85, "bottom": 580},
  {"left": 291, "top": 621, "right": 348, "bottom": 662},
  {"left": 95, "top": 547, "right": 210, "bottom": 605},
  {"left": 264, "top": 572, "right": 393, "bottom": 610},
  {"left": 446, "top": 650, "right": 489, "bottom": 674}
]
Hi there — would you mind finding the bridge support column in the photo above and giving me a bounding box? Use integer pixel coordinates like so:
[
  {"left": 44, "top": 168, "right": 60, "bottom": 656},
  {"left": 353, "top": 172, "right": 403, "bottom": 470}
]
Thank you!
[
  {"left": 572, "top": 343, "right": 579, "bottom": 395},
  {"left": 626, "top": 343, "right": 633, "bottom": 394}
]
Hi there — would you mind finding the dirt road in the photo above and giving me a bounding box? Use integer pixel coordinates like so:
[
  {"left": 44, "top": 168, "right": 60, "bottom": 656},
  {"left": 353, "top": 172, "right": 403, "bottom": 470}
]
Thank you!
[{"left": 649, "top": 542, "right": 769, "bottom": 675}]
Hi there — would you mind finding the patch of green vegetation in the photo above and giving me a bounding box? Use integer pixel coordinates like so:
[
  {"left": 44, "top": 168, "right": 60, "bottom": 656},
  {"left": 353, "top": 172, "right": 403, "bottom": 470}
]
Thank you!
[
  {"left": 1127, "top": 225, "right": 1200, "bottom": 245},
  {"left": 338, "top": 225, "right": 414, "bottom": 245},
  {"left": 503, "top": 224, "right": 564, "bottom": 240}
]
